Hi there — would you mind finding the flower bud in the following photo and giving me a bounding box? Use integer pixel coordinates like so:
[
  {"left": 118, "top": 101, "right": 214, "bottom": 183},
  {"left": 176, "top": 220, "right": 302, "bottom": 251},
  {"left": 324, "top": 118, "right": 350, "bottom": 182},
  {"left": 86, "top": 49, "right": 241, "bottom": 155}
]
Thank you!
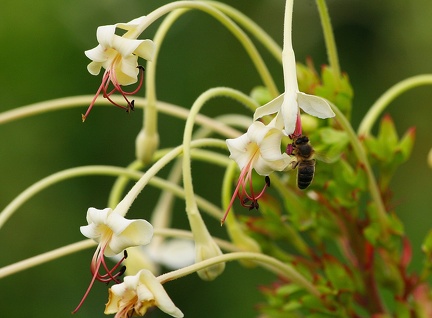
[{"left": 135, "top": 129, "right": 160, "bottom": 164}]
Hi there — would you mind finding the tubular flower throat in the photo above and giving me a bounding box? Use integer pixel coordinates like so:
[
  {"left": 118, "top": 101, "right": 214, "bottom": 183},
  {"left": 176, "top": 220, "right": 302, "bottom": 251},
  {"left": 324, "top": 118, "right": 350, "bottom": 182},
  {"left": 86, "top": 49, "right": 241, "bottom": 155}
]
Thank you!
[
  {"left": 222, "top": 120, "right": 290, "bottom": 224},
  {"left": 105, "top": 269, "right": 184, "bottom": 318},
  {"left": 73, "top": 207, "right": 153, "bottom": 313},
  {"left": 83, "top": 16, "right": 156, "bottom": 121}
]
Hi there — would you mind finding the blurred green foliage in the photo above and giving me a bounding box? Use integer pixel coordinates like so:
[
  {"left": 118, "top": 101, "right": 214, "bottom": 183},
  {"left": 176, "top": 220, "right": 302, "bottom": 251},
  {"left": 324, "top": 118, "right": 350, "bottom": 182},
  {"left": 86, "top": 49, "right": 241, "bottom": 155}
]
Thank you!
[{"left": 0, "top": 0, "right": 431, "bottom": 317}]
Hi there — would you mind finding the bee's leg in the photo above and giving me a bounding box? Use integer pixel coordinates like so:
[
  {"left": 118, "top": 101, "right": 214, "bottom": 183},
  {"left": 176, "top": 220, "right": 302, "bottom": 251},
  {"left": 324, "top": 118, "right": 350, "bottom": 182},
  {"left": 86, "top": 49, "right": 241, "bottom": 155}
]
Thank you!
[{"left": 290, "top": 160, "right": 299, "bottom": 169}]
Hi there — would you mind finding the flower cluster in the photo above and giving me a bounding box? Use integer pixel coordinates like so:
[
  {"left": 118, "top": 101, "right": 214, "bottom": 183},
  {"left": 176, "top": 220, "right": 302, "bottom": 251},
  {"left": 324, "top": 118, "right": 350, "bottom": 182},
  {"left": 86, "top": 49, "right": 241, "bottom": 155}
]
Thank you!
[
  {"left": 3, "top": 1, "right": 431, "bottom": 318},
  {"left": 222, "top": 0, "right": 335, "bottom": 223}
]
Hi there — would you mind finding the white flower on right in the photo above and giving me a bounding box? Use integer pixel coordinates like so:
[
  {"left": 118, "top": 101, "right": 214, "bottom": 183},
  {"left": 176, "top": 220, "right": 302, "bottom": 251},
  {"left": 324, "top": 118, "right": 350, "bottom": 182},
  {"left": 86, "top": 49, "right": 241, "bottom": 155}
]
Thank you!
[
  {"left": 253, "top": 0, "right": 335, "bottom": 136},
  {"left": 105, "top": 269, "right": 184, "bottom": 318},
  {"left": 222, "top": 119, "right": 291, "bottom": 223}
]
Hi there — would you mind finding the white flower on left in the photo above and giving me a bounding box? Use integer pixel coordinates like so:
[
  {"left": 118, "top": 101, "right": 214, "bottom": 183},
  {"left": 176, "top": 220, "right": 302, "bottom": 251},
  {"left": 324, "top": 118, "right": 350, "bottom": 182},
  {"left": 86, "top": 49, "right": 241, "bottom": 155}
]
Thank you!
[
  {"left": 105, "top": 269, "right": 184, "bottom": 318},
  {"left": 83, "top": 16, "right": 156, "bottom": 121},
  {"left": 73, "top": 207, "right": 153, "bottom": 313}
]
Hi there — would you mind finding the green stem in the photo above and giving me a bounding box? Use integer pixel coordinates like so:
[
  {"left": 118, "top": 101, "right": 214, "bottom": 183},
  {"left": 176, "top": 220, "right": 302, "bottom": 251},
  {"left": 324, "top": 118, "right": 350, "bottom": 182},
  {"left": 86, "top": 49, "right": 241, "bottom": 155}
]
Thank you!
[
  {"left": 330, "top": 103, "right": 389, "bottom": 230},
  {"left": 0, "top": 228, "right": 242, "bottom": 280},
  {"left": 108, "top": 160, "right": 144, "bottom": 209},
  {"left": 0, "top": 95, "right": 242, "bottom": 139},
  {"left": 357, "top": 74, "right": 432, "bottom": 136},
  {"left": 157, "top": 251, "right": 320, "bottom": 298},
  {"left": 114, "top": 138, "right": 227, "bottom": 217},
  {"left": 315, "top": 0, "right": 342, "bottom": 87},
  {"left": 0, "top": 240, "right": 96, "bottom": 279},
  {"left": 209, "top": 1, "right": 282, "bottom": 62},
  {"left": 132, "top": 1, "right": 279, "bottom": 96}
]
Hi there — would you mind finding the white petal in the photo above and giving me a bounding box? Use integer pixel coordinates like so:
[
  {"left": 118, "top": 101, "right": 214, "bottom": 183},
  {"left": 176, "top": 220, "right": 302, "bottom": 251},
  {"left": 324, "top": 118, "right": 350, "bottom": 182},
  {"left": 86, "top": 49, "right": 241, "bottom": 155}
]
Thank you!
[
  {"left": 253, "top": 93, "right": 284, "bottom": 121},
  {"left": 79, "top": 223, "right": 100, "bottom": 240},
  {"left": 297, "top": 92, "right": 335, "bottom": 119},
  {"left": 139, "top": 270, "right": 184, "bottom": 318},
  {"left": 87, "top": 61, "right": 103, "bottom": 76},
  {"left": 134, "top": 39, "right": 156, "bottom": 61},
  {"left": 116, "top": 16, "right": 147, "bottom": 31},
  {"left": 85, "top": 207, "right": 111, "bottom": 225},
  {"left": 226, "top": 134, "right": 252, "bottom": 170},
  {"left": 96, "top": 24, "right": 116, "bottom": 48},
  {"left": 85, "top": 45, "right": 109, "bottom": 63},
  {"left": 106, "top": 216, "right": 153, "bottom": 256},
  {"left": 115, "top": 55, "right": 139, "bottom": 85},
  {"left": 254, "top": 154, "right": 290, "bottom": 175},
  {"left": 280, "top": 93, "right": 299, "bottom": 136},
  {"left": 247, "top": 121, "right": 271, "bottom": 145},
  {"left": 156, "top": 239, "right": 195, "bottom": 270},
  {"left": 111, "top": 36, "right": 146, "bottom": 57}
]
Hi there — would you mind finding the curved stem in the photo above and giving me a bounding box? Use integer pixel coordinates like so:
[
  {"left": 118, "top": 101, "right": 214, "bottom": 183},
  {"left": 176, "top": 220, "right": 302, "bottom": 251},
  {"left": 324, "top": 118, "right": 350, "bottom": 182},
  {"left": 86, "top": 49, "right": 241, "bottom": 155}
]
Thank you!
[
  {"left": 0, "top": 240, "right": 96, "bottom": 279},
  {"left": 0, "top": 95, "right": 242, "bottom": 139},
  {"left": 108, "top": 160, "right": 144, "bottom": 209},
  {"left": 357, "top": 74, "right": 432, "bottom": 136},
  {"left": 315, "top": 0, "right": 341, "bottom": 87},
  {"left": 209, "top": 1, "right": 282, "bottom": 62},
  {"left": 330, "top": 103, "right": 389, "bottom": 230},
  {"left": 0, "top": 228, "right": 241, "bottom": 280},
  {"left": 114, "top": 138, "right": 227, "bottom": 217},
  {"left": 0, "top": 152, "right": 228, "bottom": 230},
  {"left": 182, "top": 87, "right": 259, "bottom": 219},
  {"left": 157, "top": 251, "right": 320, "bottom": 298},
  {"left": 132, "top": 1, "right": 279, "bottom": 96}
]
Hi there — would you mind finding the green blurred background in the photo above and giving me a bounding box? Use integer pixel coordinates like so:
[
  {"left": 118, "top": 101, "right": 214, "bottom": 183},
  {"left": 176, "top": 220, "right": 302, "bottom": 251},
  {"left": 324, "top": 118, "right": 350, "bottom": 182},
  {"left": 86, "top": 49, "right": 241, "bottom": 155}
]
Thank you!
[{"left": 0, "top": 0, "right": 431, "bottom": 317}]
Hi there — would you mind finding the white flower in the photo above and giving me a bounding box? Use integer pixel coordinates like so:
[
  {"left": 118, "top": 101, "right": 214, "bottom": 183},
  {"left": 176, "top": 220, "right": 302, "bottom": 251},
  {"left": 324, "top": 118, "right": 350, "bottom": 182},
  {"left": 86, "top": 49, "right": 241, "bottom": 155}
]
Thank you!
[
  {"left": 73, "top": 207, "right": 153, "bottom": 313},
  {"left": 82, "top": 16, "right": 156, "bottom": 121},
  {"left": 222, "top": 119, "right": 291, "bottom": 223},
  {"left": 121, "top": 239, "right": 195, "bottom": 276},
  {"left": 105, "top": 269, "right": 184, "bottom": 318},
  {"left": 80, "top": 207, "right": 153, "bottom": 257},
  {"left": 253, "top": 0, "right": 334, "bottom": 136}
]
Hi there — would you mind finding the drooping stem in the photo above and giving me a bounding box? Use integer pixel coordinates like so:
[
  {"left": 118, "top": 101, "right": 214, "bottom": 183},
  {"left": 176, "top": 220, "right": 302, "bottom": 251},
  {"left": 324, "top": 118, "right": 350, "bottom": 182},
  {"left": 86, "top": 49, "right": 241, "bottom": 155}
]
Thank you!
[
  {"left": 315, "top": 0, "right": 342, "bottom": 87},
  {"left": 358, "top": 74, "right": 432, "bottom": 136},
  {"left": 157, "top": 251, "right": 321, "bottom": 298},
  {"left": 330, "top": 103, "right": 389, "bottom": 231}
]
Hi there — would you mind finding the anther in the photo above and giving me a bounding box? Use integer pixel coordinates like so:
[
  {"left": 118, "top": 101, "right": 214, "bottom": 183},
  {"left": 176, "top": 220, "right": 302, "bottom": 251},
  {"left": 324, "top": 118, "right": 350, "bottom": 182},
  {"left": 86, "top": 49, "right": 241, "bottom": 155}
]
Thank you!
[{"left": 265, "top": 176, "right": 271, "bottom": 187}]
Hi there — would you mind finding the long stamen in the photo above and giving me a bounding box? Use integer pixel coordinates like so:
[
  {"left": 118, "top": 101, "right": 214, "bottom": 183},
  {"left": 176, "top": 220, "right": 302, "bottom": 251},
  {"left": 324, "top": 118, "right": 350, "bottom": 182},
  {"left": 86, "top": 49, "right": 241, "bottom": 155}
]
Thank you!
[{"left": 82, "top": 71, "right": 111, "bottom": 122}]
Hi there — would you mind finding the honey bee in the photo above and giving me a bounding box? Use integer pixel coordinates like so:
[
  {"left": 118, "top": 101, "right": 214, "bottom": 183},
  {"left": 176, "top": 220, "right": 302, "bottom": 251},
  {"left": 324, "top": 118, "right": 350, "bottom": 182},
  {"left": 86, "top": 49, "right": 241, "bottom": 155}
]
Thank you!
[{"left": 287, "top": 135, "right": 315, "bottom": 190}]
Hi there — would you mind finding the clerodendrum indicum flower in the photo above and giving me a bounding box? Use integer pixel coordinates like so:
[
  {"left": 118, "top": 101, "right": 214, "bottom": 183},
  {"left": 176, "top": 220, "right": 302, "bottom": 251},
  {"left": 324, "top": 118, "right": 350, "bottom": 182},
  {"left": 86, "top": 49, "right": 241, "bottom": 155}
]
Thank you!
[
  {"left": 222, "top": 119, "right": 291, "bottom": 224},
  {"left": 73, "top": 207, "right": 153, "bottom": 313},
  {"left": 82, "top": 16, "right": 156, "bottom": 121},
  {"left": 105, "top": 269, "right": 184, "bottom": 318},
  {"left": 253, "top": 0, "right": 335, "bottom": 136}
]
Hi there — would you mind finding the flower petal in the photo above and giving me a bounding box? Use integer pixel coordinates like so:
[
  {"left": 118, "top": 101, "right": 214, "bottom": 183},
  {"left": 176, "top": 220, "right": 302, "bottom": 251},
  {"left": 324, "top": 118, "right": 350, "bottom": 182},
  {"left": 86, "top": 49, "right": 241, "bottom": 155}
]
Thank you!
[
  {"left": 297, "top": 92, "right": 335, "bottom": 119},
  {"left": 134, "top": 39, "right": 156, "bottom": 61},
  {"left": 247, "top": 121, "right": 271, "bottom": 145},
  {"left": 139, "top": 270, "right": 184, "bottom": 318},
  {"left": 253, "top": 93, "right": 284, "bottom": 121},
  {"left": 86, "top": 61, "right": 103, "bottom": 76},
  {"left": 116, "top": 16, "right": 147, "bottom": 31},
  {"left": 85, "top": 45, "right": 109, "bottom": 63},
  {"left": 280, "top": 93, "right": 299, "bottom": 136},
  {"left": 111, "top": 36, "right": 146, "bottom": 58},
  {"left": 155, "top": 239, "right": 195, "bottom": 270},
  {"left": 96, "top": 24, "right": 116, "bottom": 48},
  {"left": 106, "top": 215, "right": 153, "bottom": 256}
]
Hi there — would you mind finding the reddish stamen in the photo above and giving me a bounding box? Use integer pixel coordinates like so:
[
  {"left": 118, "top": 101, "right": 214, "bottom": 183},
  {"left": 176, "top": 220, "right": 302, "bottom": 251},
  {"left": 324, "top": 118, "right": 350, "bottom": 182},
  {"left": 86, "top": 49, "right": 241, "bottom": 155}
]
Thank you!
[
  {"left": 72, "top": 247, "right": 128, "bottom": 314},
  {"left": 82, "top": 65, "right": 145, "bottom": 121},
  {"left": 221, "top": 159, "right": 270, "bottom": 225}
]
